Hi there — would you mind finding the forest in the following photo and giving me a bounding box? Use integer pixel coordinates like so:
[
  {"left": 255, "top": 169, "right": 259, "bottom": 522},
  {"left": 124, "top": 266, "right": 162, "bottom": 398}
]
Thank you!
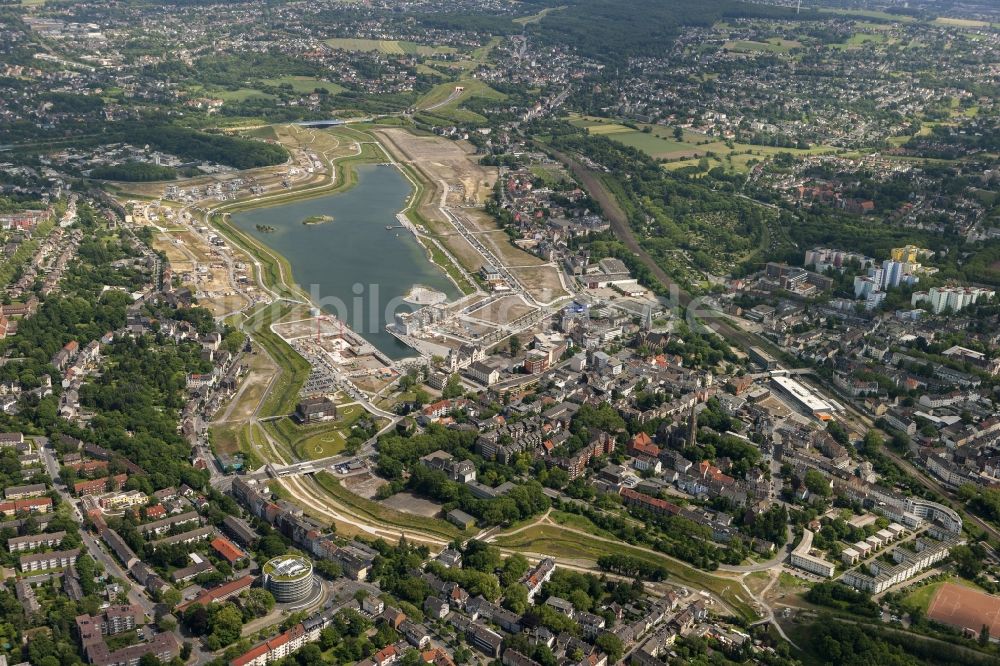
[
  {"left": 518, "top": 0, "right": 813, "bottom": 63},
  {"left": 121, "top": 125, "right": 288, "bottom": 170},
  {"left": 89, "top": 162, "right": 178, "bottom": 182}
]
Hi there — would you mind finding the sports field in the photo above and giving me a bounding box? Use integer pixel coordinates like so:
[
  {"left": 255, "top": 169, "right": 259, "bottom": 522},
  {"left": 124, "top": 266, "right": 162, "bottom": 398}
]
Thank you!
[{"left": 927, "top": 582, "right": 1000, "bottom": 637}]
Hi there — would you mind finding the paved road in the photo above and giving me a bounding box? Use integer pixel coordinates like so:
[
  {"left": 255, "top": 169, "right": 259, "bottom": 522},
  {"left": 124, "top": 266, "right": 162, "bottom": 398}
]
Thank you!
[{"left": 38, "top": 439, "right": 160, "bottom": 617}]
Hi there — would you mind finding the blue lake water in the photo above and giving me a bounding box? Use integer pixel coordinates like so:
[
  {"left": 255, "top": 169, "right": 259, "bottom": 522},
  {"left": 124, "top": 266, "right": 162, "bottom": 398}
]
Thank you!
[{"left": 231, "top": 164, "right": 457, "bottom": 358}]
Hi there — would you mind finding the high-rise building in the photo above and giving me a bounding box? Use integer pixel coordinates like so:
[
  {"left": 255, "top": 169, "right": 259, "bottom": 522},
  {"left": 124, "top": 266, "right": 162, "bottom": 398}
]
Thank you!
[{"left": 911, "top": 286, "right": 995, "bottom": 314}]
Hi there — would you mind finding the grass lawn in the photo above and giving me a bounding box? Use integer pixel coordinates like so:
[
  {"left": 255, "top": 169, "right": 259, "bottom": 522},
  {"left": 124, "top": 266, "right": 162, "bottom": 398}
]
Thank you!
[
  {"left": 265, "top": 402, "right": 367, "bottom": 461},
  {"left": 831, "top": 32, "right": 891, "bottom": 49},
  {"left": 817, "top": 7, "right": 916, "bottom": 22},
  {"left": 215, "top": 88, "right": 276, "bottom": 102},
  {"left": 549, "top": 511, "right": 618, "bottom": 539},
  {"left": 415, "top": 79, "right": 505, "bottom": 123},
  {"left": 211, "top": 425, "right": 239, "bottom": 455},
  {"left": 723, "top": 39, "right": 801, "bottom": 53},
  {"left": 932, "top": 17, "right": 991, "bottom": 28},
  {"left": 324, "top": 37, "right": 455, "bottom": 56},
  {"left": 243, "top": 126, "right": 278, "bottom": 141},
  {"left": 313, "top": 472, "right": 465, "bottom": 540},
  {"left": 568, "top": 115, "right": 800, "bottom": 167},
  {"left": 513, "top": 6, "right": 564, "bottom": 24},
  {"left": 585, "top": 123, "right": 633, "bottom": 136},
  {"left": 493, "top": 524, "right": 758, "bottom": 621},
  {"left": 260, "top": 76, "right": 346, "bottom": 95}
]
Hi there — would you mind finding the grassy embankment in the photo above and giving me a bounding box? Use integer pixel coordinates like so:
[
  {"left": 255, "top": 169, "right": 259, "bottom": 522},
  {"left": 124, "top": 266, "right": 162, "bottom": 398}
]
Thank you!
[
  {"left": 493, "top": 523, "right": 759, "bottom": 622},
  {"left": 264, "top": 403, "right": 367, "bottom": 461},
  {"left": 414, "top": 79, "right": 506, "bottom": 125},
  {"left": 391, "top": 158, "right": 476, "bottom": 295}
]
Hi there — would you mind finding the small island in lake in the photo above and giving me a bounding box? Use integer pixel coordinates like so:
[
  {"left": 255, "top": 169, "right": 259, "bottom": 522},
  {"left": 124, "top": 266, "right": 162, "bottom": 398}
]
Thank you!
[
  {"left": 302, "top": 214, "right": 334, "bottom": 226},
  {"left": 255, "top": 224, "right": 276, "bottom": 233}
]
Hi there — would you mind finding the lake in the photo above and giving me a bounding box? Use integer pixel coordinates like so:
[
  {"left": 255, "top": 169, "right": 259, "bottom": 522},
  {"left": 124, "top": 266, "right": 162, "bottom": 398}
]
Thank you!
[{"left": 231, "top": 164, "right": 457, "bottom": 358}]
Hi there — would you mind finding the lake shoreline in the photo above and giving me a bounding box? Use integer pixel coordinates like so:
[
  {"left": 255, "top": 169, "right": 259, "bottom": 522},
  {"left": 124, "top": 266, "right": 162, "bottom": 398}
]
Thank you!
[{"left": 230, "top": 162, "right": 458, "bottom": 359}]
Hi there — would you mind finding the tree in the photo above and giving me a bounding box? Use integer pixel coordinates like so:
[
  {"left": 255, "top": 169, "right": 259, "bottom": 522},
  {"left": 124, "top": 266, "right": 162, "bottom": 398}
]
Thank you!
[
  {"left": 509, "top": 335, "right": 521, "bottom": 356},
  {"left": 595, "top": 633, "right": 624, "bottom": 663},
  {"left": 258, "top": 533, "right": 288, "bottom": 558},
  {"left": 502, "top": 583, "right": 529, "bottom": 615},
  {"left": 442, "top": 374, "right": 464, "bottom": 399},
  {"left": 183, "top": 604, "right": 210, "bottom": 636},
  {"left": 139, "top": 654, "right": 163, "bottom": 666},
  {"left": 208, "top": 603, "right": 244, "bottom": 647},
  {"left": 804, "top": 469, "right": 831, "bottom": 497},
  {"left": 951, "top": 544, "right": 984, "bottom": 579},
  {"left": 500, "top": 553, "right": 530, "bottom": 587},
  {"left": 862, "top": 430, "right": 883, "bottom": 454},
  {"left": 826, "top": 421, "right": 849, "bottom": 445},
  {"left": 981, "top": 624, "right": 990, "bottom": 646},
  {"left": 242, "top": 588, "right": 275, "bottom": 618},
  {"left": 296, "top": 643, "right": 325, "bottom": 666},
  {"left": 568, "top": 589, "right": 592, "bottom": 613},
  {"left": 161, "top": 587, "right": 182, "bottom": 609}
]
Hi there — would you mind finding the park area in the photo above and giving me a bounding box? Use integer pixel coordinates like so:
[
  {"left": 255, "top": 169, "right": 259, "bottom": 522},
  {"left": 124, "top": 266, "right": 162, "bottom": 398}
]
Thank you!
[
  {"left": 266, "top": 401, "right": 368, "bottom": 461},
  {"left": 566, "top": 113, "right": 837, "bottom": 174}
]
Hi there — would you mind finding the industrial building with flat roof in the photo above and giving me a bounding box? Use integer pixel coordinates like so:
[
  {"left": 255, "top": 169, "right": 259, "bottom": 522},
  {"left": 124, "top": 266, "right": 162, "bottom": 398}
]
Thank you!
[{"left": 770, "top": 375, "right": 835, "bottom": 420}]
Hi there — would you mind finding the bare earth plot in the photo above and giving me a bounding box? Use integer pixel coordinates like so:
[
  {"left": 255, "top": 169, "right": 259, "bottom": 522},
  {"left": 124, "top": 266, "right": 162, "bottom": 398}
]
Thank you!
[
  {"left": 376, "top": 128, "right": 497, "bottom": 211},
  {"left": 138, "top": 208, "right": 248, "bottom": 317},
  {"left": 216, "top": 350, "right": 278, "bottom": 423},
  {"left": 381, "top": 492, "right": 444, "bottom": 518},
  {"left": 467, "top": 295, "right": 537, "bottom": 324},
  {"left": 436, "top": 231, "right": 486, "bottom": 273},
  {"left": 927, "top": 583, "right": 1000, "bottom": 636},
  {"left": 343, "top": 472, "right": 388, "bottom": 500},
  {"left": 509, "top": 265, "right": 569, "bottom": 303}
]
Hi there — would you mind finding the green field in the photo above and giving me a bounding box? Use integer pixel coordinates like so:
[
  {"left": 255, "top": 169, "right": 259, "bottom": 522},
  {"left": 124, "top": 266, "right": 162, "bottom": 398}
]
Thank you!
[
  {"left": 417, "top": 79, "right": 504, "bottom": 110},
  {"left": 210, "top": 423, "right": 264, "bottom": 470},
  {"left": 415, "top": 79, "right": 506, "bottom": 124},
  {"left": 264, "top": 401, "right": 368, "bottom": 461},
  {"left": 513, "top": 6, "right": 565, "bottom": 25},
  {"left": 932, "top": 17, "right": 992, "bottom": 28},
  {"left": 215, "top": 88, "right": 276, "bottom": 102},
  {"left": 833, "top": 32, "right": 891, "bottom": 49},
  {"left": 324, "top": 38, "right": 455, "bottom": 56},
  {"left": 568, "top": 114, "right": 839, "bottom": 173},
  {"left": 818, "top": 7, "right": 916, "bottom": 22},
  {"left": 243, "top": 126, "right": 278, "bottom": 141},
  {"left": 569, "top": 115, "right": 835, "bottom": 172},
  {"left": 549, "top": 511, "right": 619, "bottom": 539},
  {"left": 724, "top": 39, "right": 801, "bottom": 53},
  {"left": 260, "top": 76, "right": 346, "bottom": 95}
]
